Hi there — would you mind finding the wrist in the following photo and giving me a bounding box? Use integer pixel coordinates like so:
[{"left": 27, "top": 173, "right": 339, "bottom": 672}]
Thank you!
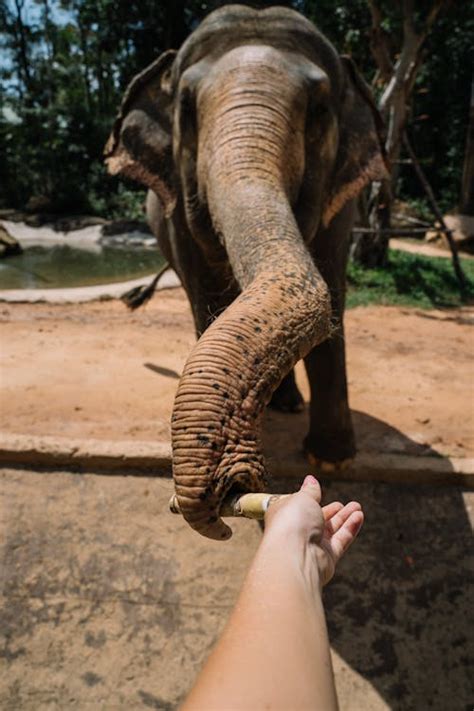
[
  {"left": 258, "top": 526, "right": 324, "bottom": 593},
  {"left": 255, "top": 527, "right": 304, "bottom": 572}
]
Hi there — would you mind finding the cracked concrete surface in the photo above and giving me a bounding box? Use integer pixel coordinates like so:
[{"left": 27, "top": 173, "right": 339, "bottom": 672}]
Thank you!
[{"left": 1, "top": 468, "right": 472, "bottom": 710}]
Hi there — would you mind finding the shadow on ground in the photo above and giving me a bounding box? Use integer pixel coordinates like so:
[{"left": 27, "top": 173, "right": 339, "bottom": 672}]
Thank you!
[
  {"left": 263, "top": 406, "right": 445, "bottom": 461},
  {"left": 266, "top": 410, "right": 473, "bottom": 710},
  {"left": 319, "top": 477, "right": 474, "bottom": 710},
  {"left": 0, "top": 410, "right": 472, "bottom": 710}
]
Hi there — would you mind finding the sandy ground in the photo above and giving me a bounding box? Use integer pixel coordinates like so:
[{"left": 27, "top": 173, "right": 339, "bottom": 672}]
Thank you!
[
  {"left": 1, "top": 289, "right": 473, "bottom": 459},
  {"left": 1, "top": 292, "right": 474, "bottom": 710},
  {"left": 390, "top": 237, "right": 474, "bottom": 259},
  {"left": 1, "top": 469, "right": 473, "bottom": 710}
]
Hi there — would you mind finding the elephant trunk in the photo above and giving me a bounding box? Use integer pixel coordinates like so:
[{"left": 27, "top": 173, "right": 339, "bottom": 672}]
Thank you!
[
  {"left": 172, "top": 54, "right": 332, "bottom": 539},
  {"left": 172, "top": 189, "right": 331, "bottom": 540}
]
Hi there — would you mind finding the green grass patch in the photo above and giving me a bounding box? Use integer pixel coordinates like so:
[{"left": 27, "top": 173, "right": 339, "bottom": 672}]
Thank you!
[{"left": 346, "top": 249, "right": 474, "bottom": 309}]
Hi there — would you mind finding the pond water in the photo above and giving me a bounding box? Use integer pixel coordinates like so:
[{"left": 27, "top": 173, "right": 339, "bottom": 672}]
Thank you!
[{"left": 0, "top": 244, "right": 165, "bottom": 289}]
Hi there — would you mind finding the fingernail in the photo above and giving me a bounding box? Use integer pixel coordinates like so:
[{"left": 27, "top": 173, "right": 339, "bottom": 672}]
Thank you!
[{"left": 303, "top": 474, "right": 318, "bottom": 488}]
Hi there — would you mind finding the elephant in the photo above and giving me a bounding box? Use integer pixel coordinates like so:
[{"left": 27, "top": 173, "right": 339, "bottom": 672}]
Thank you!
[{"left": 105, "top": 4, "right": 388, "bottom": 540}]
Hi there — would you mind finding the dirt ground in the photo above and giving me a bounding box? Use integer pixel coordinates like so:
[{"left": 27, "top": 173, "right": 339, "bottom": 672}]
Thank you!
[
  {"left": 1, "top": 467, "right": 472, "bottom": 711},
  {"left": 1, "top": 290, "right": 474, "bottom": 710},
  {"left": 1, "top": 289, "right": 473, "bottom": 459}
]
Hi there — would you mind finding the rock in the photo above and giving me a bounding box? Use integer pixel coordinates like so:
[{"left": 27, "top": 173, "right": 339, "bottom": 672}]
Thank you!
[
  {"left": 425, "top": 214, "right": 474, "bottom": 254},
  {"left": 25, "top": 194, "right": 53, "bottom": 213},
  {"left": 0, "top": 225, "right": 22, "bottom": 258},
  {"left": 101, "top": 219, "right": 152, "bottom": 237},
  {"left": 52, "top": 215, "right": 107, "bottom": 232},
  {"left": 0, "top": 209, "right": 23, "bottom": 222},
  {"left": 0, "top": 209, "right": 107, "bottom": 231},
  {"left": 24, "top": 213, "right": 51, "bottom": 227}
]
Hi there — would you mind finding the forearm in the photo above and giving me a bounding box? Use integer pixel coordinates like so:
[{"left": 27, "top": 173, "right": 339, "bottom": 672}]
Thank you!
[{"left": 182, "top": 531, "right": 338, "bottom": 711}]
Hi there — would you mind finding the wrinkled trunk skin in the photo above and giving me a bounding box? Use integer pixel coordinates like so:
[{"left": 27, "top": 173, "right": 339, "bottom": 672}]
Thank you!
[{"left": 172, "top": 49, "right": 332, "bottom": 539}]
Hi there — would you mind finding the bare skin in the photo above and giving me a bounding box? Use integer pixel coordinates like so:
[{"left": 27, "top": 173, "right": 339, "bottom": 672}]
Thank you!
[{"left": 182, "top": 476, "right": 364, "bottom": 711}]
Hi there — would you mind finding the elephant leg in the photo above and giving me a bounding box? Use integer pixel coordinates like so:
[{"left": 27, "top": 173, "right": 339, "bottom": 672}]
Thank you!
[
  {"left": 175, "top": 237, "right": 239, "bottom": 338},
  {"left": 269, "top": 370, "right": 304, "bottom": 413},
  {"left": 189, "top": 275, "right": 239, "bottom": 338},
  {"left": 147, "top": 191, "right": 239, "bottom": 337},
  {"left": 303, "top": 325, "right": 355, "bottom": 465},
  {"left": 304, "top": 203, "right": 356, "bottom": 466}
]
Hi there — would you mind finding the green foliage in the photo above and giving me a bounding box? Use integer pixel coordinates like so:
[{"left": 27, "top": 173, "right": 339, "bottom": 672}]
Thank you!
[
  {"left": 0, "top": 0, "right": 471, "bottom": 218},
  {"left": 87, "top": 175, "right": 146, "bottom": 220},
  {"left": 347, "top": 250, "right": 474, "bottom": 309},
  {"left": 401, "top": 4, "right": 473, "bottom": 212},
  {"left": 304, "top": 0, "right": 472, "bottom": 213},
  {"left": 302, "top": 0, "right": 375, "bottom": 75},
  {"left": 401, "top": 197, "right": 432, "bottom": 223}
]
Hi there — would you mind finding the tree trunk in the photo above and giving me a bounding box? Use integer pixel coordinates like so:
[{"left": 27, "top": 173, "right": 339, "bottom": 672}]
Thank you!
[
  {"left": 352, "top": 180, "right": 391, "bottom": 267},
  {"left": 78, "top": 20, "right": 92, "bottom": 113},
  {"left": 354, "top": 0, "right": 449, "bottom": 268},
  {"left": 460, "top": 79, "right": 474, "bottom": 215},
  {"left": 12, "top": 0, "right": 31, "bottom": 96}
]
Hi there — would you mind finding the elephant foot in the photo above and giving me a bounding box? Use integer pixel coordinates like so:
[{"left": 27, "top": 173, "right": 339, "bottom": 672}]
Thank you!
[
  {"left": 306, "top": 452, "right": 354, "bottom": 473},
  {"left": 269, "top": 372, "right": 304, "bottom": 413},
  {"left": 303, "top": 431, "right": 356, "bottom": 473}
]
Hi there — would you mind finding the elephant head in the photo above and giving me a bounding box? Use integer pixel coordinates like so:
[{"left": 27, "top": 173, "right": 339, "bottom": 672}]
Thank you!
[{"left": 105, "top": 5, "right": 388, "bottom": 540}]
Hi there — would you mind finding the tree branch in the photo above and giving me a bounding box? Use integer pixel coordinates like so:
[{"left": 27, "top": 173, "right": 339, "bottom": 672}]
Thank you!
[
  {"left": 403, "top": 131, "right": 467, "bottom": 291},
  {"left": 379, "top": 0, "right": 451, "bottom": 115},
  {"left": 368, "top": 0, "right": 393, "bottom": 81}
]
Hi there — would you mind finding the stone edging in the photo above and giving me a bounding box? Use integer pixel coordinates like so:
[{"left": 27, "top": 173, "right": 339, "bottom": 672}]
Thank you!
[
  {"left": 0, "top": 433, "right": 472, "bottom": 487},
  {"left": 0, "top": 434, "right": 171, "bottom": 474}
]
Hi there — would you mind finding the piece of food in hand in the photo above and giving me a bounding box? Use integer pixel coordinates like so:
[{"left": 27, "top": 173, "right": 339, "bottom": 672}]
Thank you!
[{"left": 169, "top": 492, "right": 290, "bottom": 519}]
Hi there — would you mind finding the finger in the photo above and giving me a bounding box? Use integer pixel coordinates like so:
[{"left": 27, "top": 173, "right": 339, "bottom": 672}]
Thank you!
[
  {"left": 300, "top": 475, "right": 322, "bottom": 503},
  {"left": 325, "top": 501, "right": 362, "bottom": 535},
  {"left": 327, "top": 510, "right": 364, "bottom": 563},
  {"left": 322, "top": 501, "right": 344, "bottom": 521}
]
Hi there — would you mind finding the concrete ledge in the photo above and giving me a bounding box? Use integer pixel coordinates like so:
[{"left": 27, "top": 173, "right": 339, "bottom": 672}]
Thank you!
[
  {"left": 1, "top": 433, "right": 473, "bottom": 486},
  {"left": 272, "top": 451, "right": 474, "bottom": 487},
  {"left": 0, "top": 434, "right": 172, "bottom": 474}
]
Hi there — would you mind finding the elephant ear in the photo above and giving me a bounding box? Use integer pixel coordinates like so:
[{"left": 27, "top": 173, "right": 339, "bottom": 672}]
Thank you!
[
  {"left": 323, "top": 55, "right": 389, "bottom": 227},
  {"left": 104, "top": 50, "right": 177, "bottom": 217}
]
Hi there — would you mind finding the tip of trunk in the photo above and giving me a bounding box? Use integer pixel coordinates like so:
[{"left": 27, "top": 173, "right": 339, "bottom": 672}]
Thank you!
[{"left": 175, "top": 492, "right": 234, "bottom": 540}]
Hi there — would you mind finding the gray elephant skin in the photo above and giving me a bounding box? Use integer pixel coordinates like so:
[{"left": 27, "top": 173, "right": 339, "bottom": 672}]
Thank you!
[{"left": 105, "top": 4, "right": 388, "bottom": 540}]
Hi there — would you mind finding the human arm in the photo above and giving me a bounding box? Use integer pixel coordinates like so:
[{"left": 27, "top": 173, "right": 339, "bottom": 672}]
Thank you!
[{"left": 182, "top": 476, "right": 364, "bottom": 711}]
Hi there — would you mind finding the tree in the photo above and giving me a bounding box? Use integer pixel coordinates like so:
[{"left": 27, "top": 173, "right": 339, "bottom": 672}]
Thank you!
[
  {"left": 460, "top": 80, "right": 474, "bottom": 216},
  {"left": 0, "top": 0, "right": 471, "bottom": 225},
  {"left": 351, "top": 0, "right": 452, "bottom": 267}
]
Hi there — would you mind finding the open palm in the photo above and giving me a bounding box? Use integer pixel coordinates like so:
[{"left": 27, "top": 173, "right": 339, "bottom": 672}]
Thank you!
[{"left": 265, "top": 475, "right": 364, "bottom": 588}]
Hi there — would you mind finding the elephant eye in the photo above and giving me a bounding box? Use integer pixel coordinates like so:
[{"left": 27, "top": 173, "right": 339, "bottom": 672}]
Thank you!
[{"left": 307, "top": 93, "right": 332, "bottom": 123}]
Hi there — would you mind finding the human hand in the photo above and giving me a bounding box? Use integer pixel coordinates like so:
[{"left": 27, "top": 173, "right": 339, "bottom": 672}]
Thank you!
[{"left": 264, "top": 475, "right": 364, "bottom": 588}]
